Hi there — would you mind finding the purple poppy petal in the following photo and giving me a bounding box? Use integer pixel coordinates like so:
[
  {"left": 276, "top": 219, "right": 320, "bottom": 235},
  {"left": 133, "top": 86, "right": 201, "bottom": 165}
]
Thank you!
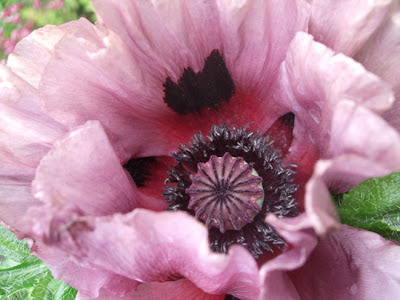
[
  {"left": 355, "top": 6, "right": 400, "bottom": 132},
  {"left": 216, "top": 0, "right": 310, "bottom": 96},
  {"left": 7, "top": 24, "right": 72, "bottom": 89},
  {"left": 259, "top": 214, "right": 317, "bottom": 299},
  {"left": 329, "top": 100, "right": 400, "bottom": 167},
  {"left": 37, "top": 0, "right": 311, "bottom": 160},
  {"left": 273, "top": 32, "right": 393, "bottom": 154},
  {"left": 56, "top": 209, "right": 260, "bottom": 300},
  {"left": 304, "top": 100, "right": 400, "bottom": 235},
  {"left": 309, "top": 0, "right": 391, "bottom": 56},
  {"left": 31, "top": 120, "right": 138, "bottom": 217},
  {"left": 289, "top": 226, "right": 400, "bottom": 299},
  {"left": 272, "top": 31, "right": 396, "bottom": 211},
  {"left": 77, "top": 279, "right": 224, "bottom": 300},
  {"left": 33, "top": 240, "right": 138, "bottom": 298},
  {"left": 0, "top": 67, "right": 65, "bottom": 234}
]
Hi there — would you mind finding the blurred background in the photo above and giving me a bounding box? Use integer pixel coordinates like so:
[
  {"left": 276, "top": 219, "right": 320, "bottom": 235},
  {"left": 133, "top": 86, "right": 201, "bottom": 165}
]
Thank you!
[{"left": 0, "top": 0, "right": 96, "bottom": 61}]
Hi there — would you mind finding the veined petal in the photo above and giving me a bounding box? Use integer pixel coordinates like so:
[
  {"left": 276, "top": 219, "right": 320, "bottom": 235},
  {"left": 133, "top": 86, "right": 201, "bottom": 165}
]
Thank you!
[
  {"left": 355, "top": 6, "right": 400, "bottom": 132},
  {"left": 29, "top": 120, "right": 138, "bottom": 238},
  {"left": 7, "top": 24, "right": 73, "bottom": 89},
  {"left": 329, "top": 100, "right": 400, "bottom": 167},
  {"left": 273, "top": 32, "right": 394, "bottom": 157},
  {"left": 216, "top": 0, "right": 310, "bottom": 96},
  {"left": 309, "top": 0, "right": 391, "bottom": 56},
  {"left": 305, "top": 154, "right": 398, "bottom": 236},
  {"left": 57, "top": 209, "right": 260, "bottom": 300},
  {"left": 289, "top": 226, "right": 400, "bottom": 299},
  {"left": 259, "top": 214, "right": 317, "bottom": 299},
  {"left": 77, "top": 279, "right": 224, "bottom": 300},
  {"left": 0, "top": 66, "right": 65, "bottom": 234},
  {"left": 33, "top": 240, "right": 138, "bottom": 298}
]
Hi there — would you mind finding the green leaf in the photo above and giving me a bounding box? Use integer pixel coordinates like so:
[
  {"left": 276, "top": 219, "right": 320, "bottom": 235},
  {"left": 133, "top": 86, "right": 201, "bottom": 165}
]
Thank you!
[
  {"left": 0, "top": 226, "right": 30, "bottom": 264},
  {"left": 31, "top": 272, "right": 78, "bottom": 300},
  {"left": 0, "top": 259, "right": 49, "bottom": 296},
  {"left": 336, "top": 171, "right": 400, "bottom": 242},
  {"left": 0, "top": 226, "right": 77, "bottom": 299}
]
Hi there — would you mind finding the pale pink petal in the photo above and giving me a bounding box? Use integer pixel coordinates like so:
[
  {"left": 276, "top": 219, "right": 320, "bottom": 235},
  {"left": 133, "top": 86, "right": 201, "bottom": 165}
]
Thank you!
[
  {"left": 329, "top": 100, "right": 400, "bottom": 167},
  {"left": 289, "top": 226, "right": 400, "bottom": 299},
  {"left": 273, "top": 32, "right": 393, "bottom": 158},
  {"left": 77, "top": 279, "right": 224, "bottom": 300},
  {"left": 0, "top": 67, "right": 65, "bottom": 234},
  {"left": 38, "top": 0, "right": 311, "bottom": 160},
  {"left": 355, "top": 7, "right": 400, "bottom": 132},
  {"left": 0, "top": 170, "right": 38, "bottom": 235},
  {"left": 33, "top": 241, "right": 138, "bottom": 298},
  {"left": 92, "top": 0, "right": 309, "bottom": 93},
  {"left": 305, "top": 154, "right": 398, "bottom": 236},
  {"left": 54, "top": 209, "right": 260, "bottom": 300},
  {"left": 38, "top": 18, "right": 180, "bottom": 160},
  {"left": 305, "top": 100, "right": 400, "bottom": 235},
  {"left": 309, "top": 0, "right": 391, "bottom": 56},
  {"left": 216, "top": 0, "right": 310, "bottom": 96},
  {"left": 30, "top": 121, "right": 138, "bottom": 221},
  {"left": 259, "top": 214, "right": 317, "bottom": 299},
  {"left": 272, "top": 32, "right": 395, "bottom": 211},
  {"left": 7, "top": 24, "right": 70, "bottom": 88}
]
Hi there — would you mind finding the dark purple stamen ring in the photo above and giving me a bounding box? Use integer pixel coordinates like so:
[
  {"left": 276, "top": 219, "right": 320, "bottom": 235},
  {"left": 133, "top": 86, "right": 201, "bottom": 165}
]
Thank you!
[{"left": 163, "top": 124, "right": 299, "bottom": 258}]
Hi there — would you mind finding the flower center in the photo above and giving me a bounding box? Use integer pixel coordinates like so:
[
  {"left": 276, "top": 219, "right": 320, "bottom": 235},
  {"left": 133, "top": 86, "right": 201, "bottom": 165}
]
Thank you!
[
  {"left": 186, "top": 153, "right": 264, "bottom": 233},
  {"left": 164, "top": 124, "right": 299, "bottom": 258}
]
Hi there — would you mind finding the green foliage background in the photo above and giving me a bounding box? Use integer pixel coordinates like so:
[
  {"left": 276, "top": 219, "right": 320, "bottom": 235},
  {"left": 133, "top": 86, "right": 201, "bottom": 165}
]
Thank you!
[{"left": 0, "top": 0, "right": 95, "bottom": 59}]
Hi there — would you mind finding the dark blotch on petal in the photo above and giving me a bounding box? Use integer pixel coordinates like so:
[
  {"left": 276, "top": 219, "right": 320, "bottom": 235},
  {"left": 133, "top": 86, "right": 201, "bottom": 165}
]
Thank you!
[
  {"left": 266, "top": 112, "right": 295, "bottom": 157},
  {"left": 124, "top": 157, "right": 157, "bottom": 187},
  {"left": 280, "top": 112, "right": 295, "bottom": 127},
  {"left": 163, "top": 49, "right": 235, "bottom": 115},
  {"left": 224, "top": 295, "right": 241, "bottom": 300}
]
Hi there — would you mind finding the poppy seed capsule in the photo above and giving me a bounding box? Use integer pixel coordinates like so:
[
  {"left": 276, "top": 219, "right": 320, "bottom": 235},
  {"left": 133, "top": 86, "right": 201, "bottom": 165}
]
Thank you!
[{"left": 186, "top": 153, "right": 265, "bottom": 233}]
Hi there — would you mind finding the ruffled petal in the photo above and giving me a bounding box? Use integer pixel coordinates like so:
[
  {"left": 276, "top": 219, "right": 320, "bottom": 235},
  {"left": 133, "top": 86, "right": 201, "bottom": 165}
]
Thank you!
[
  {"left": 77, "top": 279, "right": 224, "bottom": 300},
  {"left": 216, "top": 0, "right": 310, "bottom": 95},
  {"left": 273, "top": 32, "right": 394, "bottom": 162},
  {"left": 329, "top": 100, "right": 400, "bottom": 168},
  {"left": 33, "top": 241, "right": 138, "bottom": 298},
  {"left": 272, "top": 32, "right": 396, "bottom": 211},
  {"left": 304, "top": 154, "right": 395, "bottom": 236},
  {"left": 273, "top": 32, "right": 393, "bottom": 152},
  {"left": 52, "top": 209, "right": 260, "bottom": 300},
  {"left": 305, "top": 101, "right": 400, "bottom": 235},
  {"left": 38, "top": 1, "right": 310, "bottom": 160},
  {"left": 0, "top": 66, "right": 65, "bottom": 234},
  {"left": 259, "top": 214, "right": 317, "bottom": 299},
  {"left": 7, "top": 24, "right": 73, "bottom": 88},
  {"left": 355, "top": 6, "right": 400, "bottom": 132},
  {"left": 309, "top": 0, "right": 391, "bottom": 56},
  {"left": 289, "top": 226, "right": 400, "bottom": 299},
  {"left": 30, "top": 120, "right": 138, "bottom": 223},
  {"left": 92, "top": 0, "right": 310, "bottom": 93},
  {"left": 0, "top": 67, "right": 66, "bottom": 166}
]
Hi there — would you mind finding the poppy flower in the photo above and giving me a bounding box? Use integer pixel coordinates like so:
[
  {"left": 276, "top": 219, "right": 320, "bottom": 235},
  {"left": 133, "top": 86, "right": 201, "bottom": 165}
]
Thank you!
[{"left": 1, "top": 0, "right": 400, "bottom": 299}]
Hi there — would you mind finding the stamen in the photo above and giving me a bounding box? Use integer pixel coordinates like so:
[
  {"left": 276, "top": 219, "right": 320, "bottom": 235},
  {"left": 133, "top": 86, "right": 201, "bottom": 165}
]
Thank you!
[{"left": 164, "top": 124, "right": 299, "bottom": 258}]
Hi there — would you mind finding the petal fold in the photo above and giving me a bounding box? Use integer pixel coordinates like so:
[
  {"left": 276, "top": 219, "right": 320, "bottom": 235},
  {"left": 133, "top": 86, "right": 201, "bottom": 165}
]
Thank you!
[
  {"left": 259, "top": 214, "right": 317, "bottom": 299},
  {"left": 56, "top": 210, "right": 260, "bottom": 300},
  {"left": 309, "top": 0, "right": 391, "bottom": 56},
  {"left": 31, "top": 121, "right": 138, "bottom": 220},
  {"left": 290, "top": 226, "right": 400, "bottom": 299}
]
